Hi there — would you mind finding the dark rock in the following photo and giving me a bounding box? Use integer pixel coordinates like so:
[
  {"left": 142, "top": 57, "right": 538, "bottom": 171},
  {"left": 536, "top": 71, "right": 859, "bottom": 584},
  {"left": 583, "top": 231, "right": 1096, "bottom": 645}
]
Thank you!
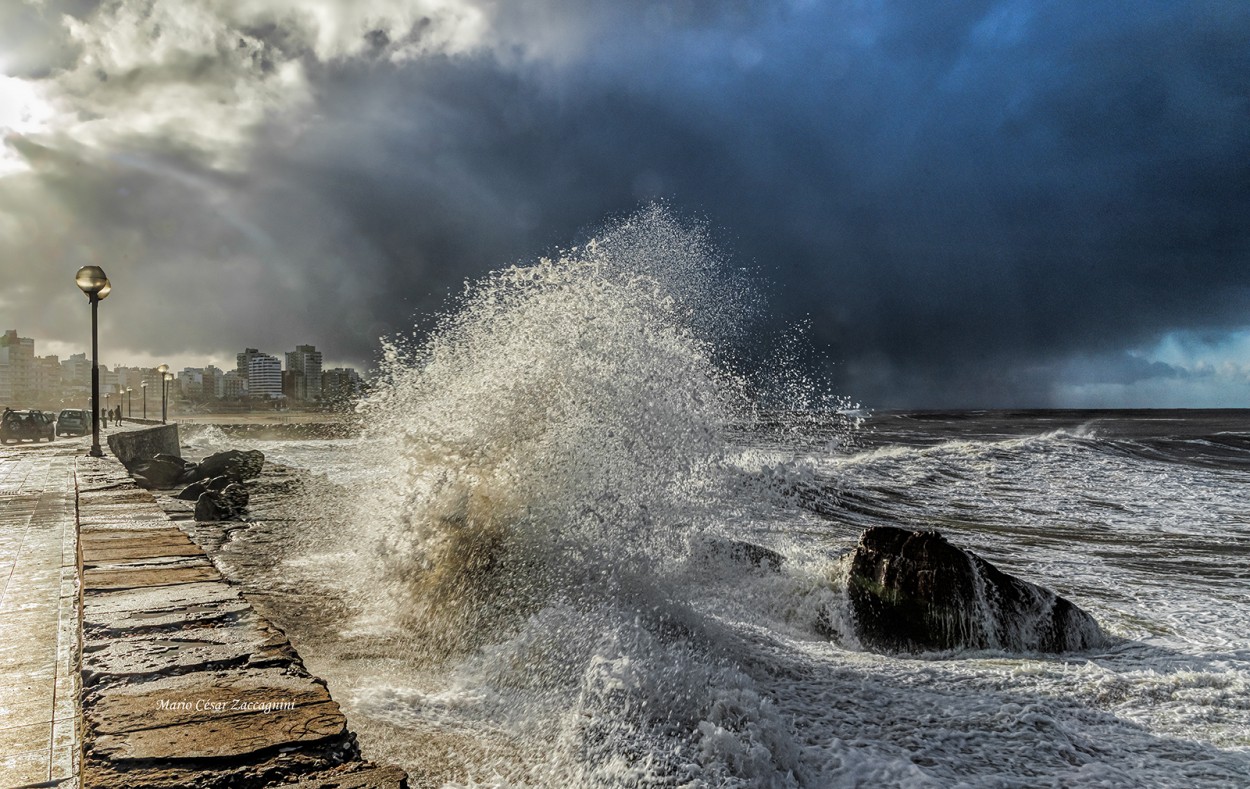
[
  {"left": 194, "top": 482, "right": 250, "bottom": 521},
  {"left": 194, "top": 492, "right": 223, "bottom": 521},
  {"left": 176, "top": 479, "right": 210, "bottom": 501},
  {"left": 130, "top": 454, "right": 197, "bottom": 490},
  {"left": 194, "top": 449, "right": 266, "bottom": 483},
  {"left": 843, "top": 526, "right": 1103, "bottom": 653},
  {"left": 220, "top": 482, "right": 250, "bottom": 512},
  {"left": 175, "top": 474, "right": 231, "bottom": 501}
]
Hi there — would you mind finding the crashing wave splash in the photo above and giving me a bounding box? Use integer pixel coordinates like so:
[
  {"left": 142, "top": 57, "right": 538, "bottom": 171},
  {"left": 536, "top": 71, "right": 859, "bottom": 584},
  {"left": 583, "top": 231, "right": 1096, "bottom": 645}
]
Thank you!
[{"left": 325, "top": 206, "right": 857, "bottom": 785}]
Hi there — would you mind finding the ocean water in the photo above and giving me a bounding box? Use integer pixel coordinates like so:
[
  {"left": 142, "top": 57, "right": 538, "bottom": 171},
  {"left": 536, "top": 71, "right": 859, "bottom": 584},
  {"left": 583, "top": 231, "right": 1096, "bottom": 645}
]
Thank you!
[{"left": 183, "top": 209, "right": 1250, "bottom": 787}]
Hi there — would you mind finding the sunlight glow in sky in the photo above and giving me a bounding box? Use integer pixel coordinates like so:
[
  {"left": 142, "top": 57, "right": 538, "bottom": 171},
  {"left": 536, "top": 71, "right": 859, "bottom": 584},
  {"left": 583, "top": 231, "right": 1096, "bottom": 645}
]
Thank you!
[{"left": 0, "top": 71, "right": 54, "bottom": 176}]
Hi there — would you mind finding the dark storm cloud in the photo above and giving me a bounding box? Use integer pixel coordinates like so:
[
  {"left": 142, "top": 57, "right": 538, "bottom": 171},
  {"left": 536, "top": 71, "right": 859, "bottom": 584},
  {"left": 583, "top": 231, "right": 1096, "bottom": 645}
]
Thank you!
[
  {"left": 4, "top": 1, "right": 1248, "bottom": 405},
  {"left": 1061, "top": 354, "right": 1187, "bottom": 387},
  {"left": 261, "top": 1, "right": 1248, "bottom": 406}
]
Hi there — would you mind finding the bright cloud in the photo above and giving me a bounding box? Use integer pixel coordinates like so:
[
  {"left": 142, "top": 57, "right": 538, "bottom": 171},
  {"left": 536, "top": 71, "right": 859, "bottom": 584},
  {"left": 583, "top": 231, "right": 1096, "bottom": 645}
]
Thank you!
[{"left": 0, "top": 73, "right": 56, "bottom": 175}]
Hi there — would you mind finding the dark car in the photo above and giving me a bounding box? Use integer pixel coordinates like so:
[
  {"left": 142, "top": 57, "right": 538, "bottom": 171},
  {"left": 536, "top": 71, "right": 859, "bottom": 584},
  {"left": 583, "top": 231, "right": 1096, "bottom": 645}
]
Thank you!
[
  {"left": 0, "top": 409, "right": 55, "bottom": 444},
  {"left": 56, "top": 409, "right": 91, "bottom": 437}
]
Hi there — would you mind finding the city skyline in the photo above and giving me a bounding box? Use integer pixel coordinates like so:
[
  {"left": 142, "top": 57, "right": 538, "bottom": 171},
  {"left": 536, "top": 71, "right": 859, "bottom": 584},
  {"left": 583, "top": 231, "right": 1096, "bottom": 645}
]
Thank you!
[
  {"left": 30, "top": 335, "right": 369, "bottom": 386},
  {"left": 1, "top": 327, "right": 363, "bottom": 408}
]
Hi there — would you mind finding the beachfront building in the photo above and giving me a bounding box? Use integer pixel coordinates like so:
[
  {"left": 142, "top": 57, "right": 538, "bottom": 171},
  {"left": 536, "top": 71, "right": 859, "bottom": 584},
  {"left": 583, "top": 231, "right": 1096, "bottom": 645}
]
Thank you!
[
  {"left": 321, "top": 367, "right": 362, "bottom": 409},
  {"left": 101, "top": 366, "right": 119, "bottom": 398},
  {"left": 177, "top": 368, "right": 204, "bottom": 399},
  {"left": 0, "top": 330, "right": 36, "bottom": 405},
  {"left": 61, "top": 354, "right": 91, "bottom": 390},
  {"left": 236, "top": 348, "right": 263, "bottom": 382},
  {"left": 284, "top": 344, "right": 323, "bottom": 403},
  {"left": 113, "top": 366, "right": 149, "bottom": 392},
  {"left": 247, "top": 353, "right": 283, "bottom": 399},
  {"left": 201, "top": 366, "right": 225, "bottom": 400},
  {"left": 219, "top": 370, "right": 246, "bottom": 400}
]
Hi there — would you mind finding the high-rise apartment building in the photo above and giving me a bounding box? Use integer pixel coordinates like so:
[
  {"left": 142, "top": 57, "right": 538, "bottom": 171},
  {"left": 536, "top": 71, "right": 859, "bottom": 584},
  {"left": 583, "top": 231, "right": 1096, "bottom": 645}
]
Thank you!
[
  {"left": 284, "top": 344, "right": 323, "bottom": 402},
  {"left": 201, "top": 366, "right": 225, "bottom": 400},
  {"left": 177, "top": 368, "right": 204, "bottom": 399},
  {"left": 219, "top": 371, "right": 246, "bottom": 399},
  {"left": 247, "top": 353, "right": 283, "bottom": 399},
  {"left": 61, "top": 353, "right": 91, "bottom": 390},
  {"left": 0, "top": 330, "right": 36, "bottom": 405},
  {"left": 34, "top": 356, "right": 61, "bottom": 398},
  {"left": 236, "top": 348, "right": 262, "bottom": 381},
  {"left": 321, "top": 367, "right": 362, "bottom": 408}
]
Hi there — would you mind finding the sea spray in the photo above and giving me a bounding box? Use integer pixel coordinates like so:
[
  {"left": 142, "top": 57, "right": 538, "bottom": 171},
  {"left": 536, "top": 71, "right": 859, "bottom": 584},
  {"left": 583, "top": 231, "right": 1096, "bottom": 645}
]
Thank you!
[
  {"left": 346, "top": 207, "right": 762, "bottom": 653},
  {"left": 295, "top": 206, "right": 866, "bottom": 785}
]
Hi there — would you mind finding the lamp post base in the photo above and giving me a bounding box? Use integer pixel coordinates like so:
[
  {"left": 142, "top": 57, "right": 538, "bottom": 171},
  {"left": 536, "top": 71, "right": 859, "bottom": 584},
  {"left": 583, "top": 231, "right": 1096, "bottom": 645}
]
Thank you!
[{"left": 88, "top": 445, "right": 104, "bottom": 458}]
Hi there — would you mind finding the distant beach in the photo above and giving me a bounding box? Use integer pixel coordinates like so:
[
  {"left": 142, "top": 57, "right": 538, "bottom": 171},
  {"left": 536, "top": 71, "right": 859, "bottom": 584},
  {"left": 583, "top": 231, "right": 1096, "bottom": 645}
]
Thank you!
[{"left": 174, "top": 411, "right": 354, "bottom": 426}]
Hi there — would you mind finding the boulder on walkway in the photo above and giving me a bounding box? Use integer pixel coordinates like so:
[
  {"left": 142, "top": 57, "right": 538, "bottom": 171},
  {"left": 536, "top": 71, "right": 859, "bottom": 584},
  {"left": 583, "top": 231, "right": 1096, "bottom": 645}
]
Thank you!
[{"left": 843, "top": 526, "right": 1103, "bottom": 653}]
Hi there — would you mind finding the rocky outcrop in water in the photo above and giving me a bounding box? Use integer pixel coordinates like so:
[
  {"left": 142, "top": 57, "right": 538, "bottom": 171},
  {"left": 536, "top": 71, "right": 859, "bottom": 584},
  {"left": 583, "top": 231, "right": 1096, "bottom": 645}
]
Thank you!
[
  {"left": 175, "top": 474, "right": 231, "bottom": 501},
  {"left": 842, "top": 526, "right": 1103, "bottom": 653},
  {"left": 129, "top": 454, "right": 198, "bottom": 490},
  {"left": 194, "top": 449, "right": 266, "bottom": 483},
  {"left": 124, "top": 450, "right": 264, "bottom": 522}
]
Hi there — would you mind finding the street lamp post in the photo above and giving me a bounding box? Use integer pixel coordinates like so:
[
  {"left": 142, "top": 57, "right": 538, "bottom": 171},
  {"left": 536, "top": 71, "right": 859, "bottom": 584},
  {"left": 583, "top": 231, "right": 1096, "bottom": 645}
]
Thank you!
[
  {"left": 141, "top": 381, "right": 147, "bottom": 420},
  {"left": 157, "top": 364, "right": 169, "bottom": 424},
  {"left": 75, "top": 266, "right": 111, "bottom": 458},
  {"left": 165, "top": 372, "right": 174, "bottom": 422},
  {"left": 126, "top": 387, "right": 133, "bottom": 420}
]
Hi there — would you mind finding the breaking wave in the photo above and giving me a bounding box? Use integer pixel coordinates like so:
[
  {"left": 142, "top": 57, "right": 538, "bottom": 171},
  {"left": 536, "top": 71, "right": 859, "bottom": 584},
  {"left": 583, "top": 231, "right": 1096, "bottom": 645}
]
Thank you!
[{"left": 324, "top": 205, "right": 850, "bottom": 785}]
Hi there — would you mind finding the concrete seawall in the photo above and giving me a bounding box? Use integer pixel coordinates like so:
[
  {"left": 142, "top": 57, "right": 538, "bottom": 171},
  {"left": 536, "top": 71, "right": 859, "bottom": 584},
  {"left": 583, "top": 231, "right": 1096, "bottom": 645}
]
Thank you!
[{"left": 106, "top": 423, "right": 181, "bottom": 467}]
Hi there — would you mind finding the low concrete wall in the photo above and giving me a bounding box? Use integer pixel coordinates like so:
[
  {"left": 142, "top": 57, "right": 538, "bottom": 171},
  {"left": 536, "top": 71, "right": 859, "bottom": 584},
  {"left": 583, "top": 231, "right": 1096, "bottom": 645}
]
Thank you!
[
  {"left": 107, "top": 423, "right": 180, "bottom": 466},
  {"left": 124, "top": 418, "right": 163, "bottom": 426}
]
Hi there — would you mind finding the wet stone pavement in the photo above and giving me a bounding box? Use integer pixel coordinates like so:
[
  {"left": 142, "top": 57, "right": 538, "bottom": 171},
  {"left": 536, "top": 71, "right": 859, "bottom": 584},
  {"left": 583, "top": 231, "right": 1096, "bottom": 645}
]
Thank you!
[
  {"left": 0, "top": 444, "right": 80, "bottom": 787},
  {"left": 0, "top": 432, "right": 406, "bottom": 788}
]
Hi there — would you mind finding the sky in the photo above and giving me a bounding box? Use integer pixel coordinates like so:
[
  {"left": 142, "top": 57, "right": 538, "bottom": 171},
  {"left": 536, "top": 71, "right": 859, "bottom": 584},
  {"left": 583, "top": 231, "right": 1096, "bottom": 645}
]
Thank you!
[{"left": 1, "top": 0, "right": 1247, "bottom": 408}]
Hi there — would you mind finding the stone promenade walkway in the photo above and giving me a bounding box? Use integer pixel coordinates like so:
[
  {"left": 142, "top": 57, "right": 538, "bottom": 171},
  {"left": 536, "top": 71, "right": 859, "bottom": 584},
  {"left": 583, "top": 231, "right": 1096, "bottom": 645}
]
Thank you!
[
  {"left": 0, "top": 443, "right": 80, "bottom": 787},
  {"left": 1, "top": 428, "right": 406, "bottom": 788}
]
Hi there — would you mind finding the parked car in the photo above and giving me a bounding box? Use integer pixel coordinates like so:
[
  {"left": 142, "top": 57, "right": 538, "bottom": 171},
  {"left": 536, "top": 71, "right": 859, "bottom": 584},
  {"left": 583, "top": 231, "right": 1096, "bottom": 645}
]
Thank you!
[
  {"left": 0, "top": 409, "right": 55, "bottom": 444},
  {"left": 56, "top": 408, "right": 91, "bottom": 437}
]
